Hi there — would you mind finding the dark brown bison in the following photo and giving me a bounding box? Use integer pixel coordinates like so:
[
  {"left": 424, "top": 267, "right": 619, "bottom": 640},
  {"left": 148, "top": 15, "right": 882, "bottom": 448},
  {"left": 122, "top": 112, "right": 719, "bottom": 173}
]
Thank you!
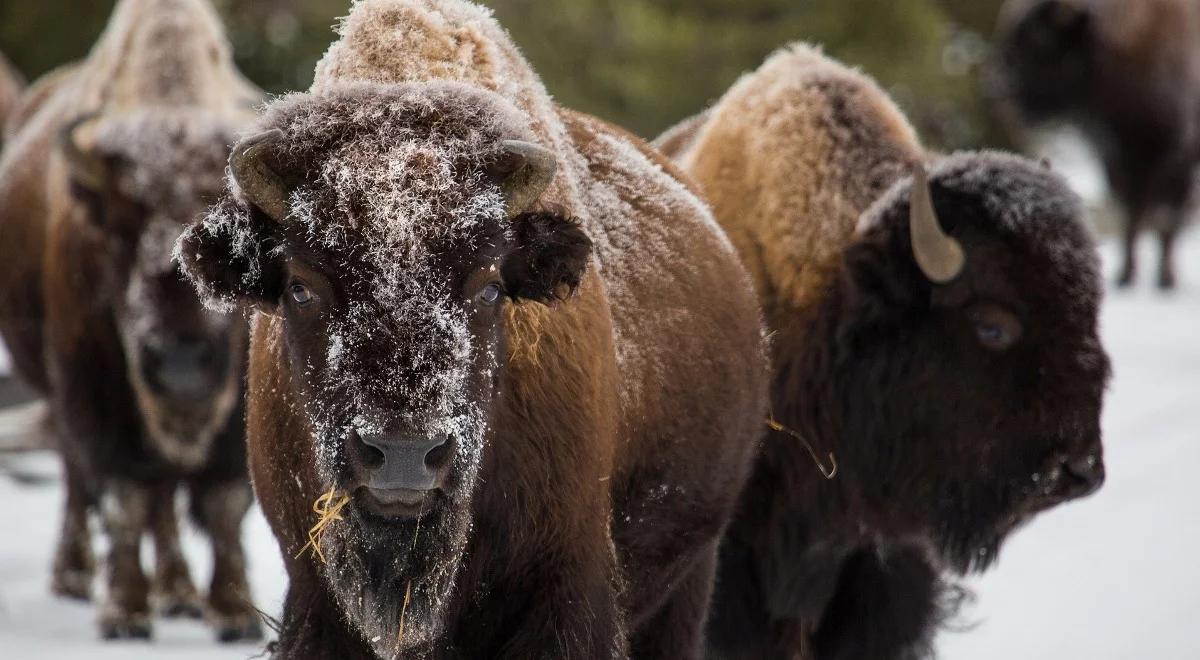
[
  {"left": 656, "top": 44, "right": 1110, "bottom": 659},
  {"left": 993, "top": 0, "right": 1200, "bottom": 289},
  {"left": 175, "top": 0, "right": 767, "bottom": 657},
  {"left": 0, "top": 0, "right": 262, "bottom": 641}
]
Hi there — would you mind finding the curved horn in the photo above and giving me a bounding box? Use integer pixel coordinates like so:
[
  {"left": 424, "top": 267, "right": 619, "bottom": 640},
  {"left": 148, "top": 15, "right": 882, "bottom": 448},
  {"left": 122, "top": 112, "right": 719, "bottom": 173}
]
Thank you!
[
  {"left": 909, "top": 165, "right": 965, "bottom": 283},
  {"left": 229, "top": 129, "right": 289, "bottom": 222},
  {"left": 489, "top": 140, "right": 557, "bottom": 216},
  {"left": 59, "top": 113, "right": 107, "bottom": 191}
]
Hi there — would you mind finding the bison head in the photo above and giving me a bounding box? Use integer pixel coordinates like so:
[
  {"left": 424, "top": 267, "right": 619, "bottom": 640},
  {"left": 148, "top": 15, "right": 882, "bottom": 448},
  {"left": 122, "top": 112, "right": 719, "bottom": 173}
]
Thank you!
[
  {"left": 60, "top": 109, "right": 246, "bottom": 471},
  {"left": 175, "top": 82, "right": 591, "bottom": 652},
  {"left": 828, "top": 153, "right": 1109, "bottom": 573},
  {"left": 992, "top": 0, "right": 1095, "bottom": 121}
]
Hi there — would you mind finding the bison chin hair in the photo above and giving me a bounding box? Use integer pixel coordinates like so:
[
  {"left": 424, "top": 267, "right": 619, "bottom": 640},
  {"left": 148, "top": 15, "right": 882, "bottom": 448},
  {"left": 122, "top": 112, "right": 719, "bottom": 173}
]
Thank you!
[
  {"left": 320, "top": 500, "right": 471, "bottom": 657},
  {"left": 930, "top": 478, "right": 1028, "bottom": 574}
]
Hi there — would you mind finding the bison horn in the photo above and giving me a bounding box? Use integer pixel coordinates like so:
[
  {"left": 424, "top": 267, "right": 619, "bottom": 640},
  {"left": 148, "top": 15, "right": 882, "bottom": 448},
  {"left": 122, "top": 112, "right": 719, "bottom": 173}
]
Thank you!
[
  {"left": 909, "top": 165, "right": 965, "bottom": 283},
  {"left": 489, "top": 140, "right": 557, "bottom": 216},
  {"left": 59, "top": 113, "right": 107, "bottom": 191},
  {"left": 229, "top": 129, "right": 290, "bottom": 222}
]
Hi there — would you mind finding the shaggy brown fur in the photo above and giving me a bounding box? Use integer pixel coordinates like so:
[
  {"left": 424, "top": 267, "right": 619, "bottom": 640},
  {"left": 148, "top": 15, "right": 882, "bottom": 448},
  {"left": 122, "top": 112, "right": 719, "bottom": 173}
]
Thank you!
[
  {"left": 0, "top": 52, "right": 25, "bottom": 148},
  {"left": 657, "top": 44, "right": 1109, "bottom": 659},
  {"left": 177, "top": 1, "right": 767, "bottom": 658},
  {"left": 994, "top": 0, "right": 1200, "bottom": 289},
  {"left": 0, "top": 0, "right": 261, "bottom": 642}
]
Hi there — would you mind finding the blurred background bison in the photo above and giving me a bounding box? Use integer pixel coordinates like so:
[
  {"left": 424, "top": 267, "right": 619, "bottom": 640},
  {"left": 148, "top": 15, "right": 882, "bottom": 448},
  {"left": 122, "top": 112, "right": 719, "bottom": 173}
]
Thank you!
[
  {"left": 0, "top": 52, "right": 24, "bottom": 147},
  {"left": 0, "top": 1, "right": 1196, "bottom": 659},
  {"left": 992, "top": 0, "right": 1200, "bottom": 290},
  {"left": 0, "top": 0, "right": 262, "bottom": 643}
]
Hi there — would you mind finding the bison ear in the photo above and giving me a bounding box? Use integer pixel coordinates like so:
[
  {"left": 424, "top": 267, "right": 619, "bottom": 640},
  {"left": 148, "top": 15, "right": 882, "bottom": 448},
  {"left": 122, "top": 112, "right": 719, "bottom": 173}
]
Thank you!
[
  {"left": 501, "top": 211, "right": 592, "bottom": 305},
  {"left": 841, "top": 241, "right": 920, "bottom": 312},
  {"left": 174, "top": 198, "right": 285, "bottom": 310}
]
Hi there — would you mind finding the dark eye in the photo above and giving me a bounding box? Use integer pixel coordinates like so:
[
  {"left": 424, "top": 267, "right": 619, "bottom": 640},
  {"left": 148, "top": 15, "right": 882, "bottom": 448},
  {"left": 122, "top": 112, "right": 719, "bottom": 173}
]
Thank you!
[
  {"left": 290, "top": 282, "right": 314, "bottom": 307},
  {"left": 478, "top": 282, "right": 502, "bottom": 305},
  {"left": 968, "top": 303, "right": 1023, "bottom": 351}
]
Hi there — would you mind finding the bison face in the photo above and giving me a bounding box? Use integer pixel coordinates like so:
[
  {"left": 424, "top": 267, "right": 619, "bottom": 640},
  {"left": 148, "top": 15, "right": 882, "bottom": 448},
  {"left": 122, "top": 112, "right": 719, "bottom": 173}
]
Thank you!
[
  {"left": 61, "top": 110, "right": 245, "bottom": 471},
  {"left": 840, "top": 155, "right": 1109, "bottom": 573},
  {"left": 993, "top": 0, "right": 1094, "bottom": 121},
  {"left": 175, "top": 84, "right": 591, "bottom": 652}
]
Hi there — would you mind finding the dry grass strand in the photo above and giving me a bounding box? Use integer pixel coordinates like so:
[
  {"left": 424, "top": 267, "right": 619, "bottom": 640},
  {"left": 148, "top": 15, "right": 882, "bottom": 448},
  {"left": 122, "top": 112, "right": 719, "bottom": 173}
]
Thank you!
[
  {"left": 295, "top": 486, "right": 351, "bottom": 563},
  {"left": 766, "top": 417, "right": 838, "bottom": 480}
]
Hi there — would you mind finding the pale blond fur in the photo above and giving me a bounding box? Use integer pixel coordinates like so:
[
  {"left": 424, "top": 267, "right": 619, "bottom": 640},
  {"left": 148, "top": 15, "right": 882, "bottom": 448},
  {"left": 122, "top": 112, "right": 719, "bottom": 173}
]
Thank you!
[{"left": 659, "top": 44, "right": 923, "bottom": 313}]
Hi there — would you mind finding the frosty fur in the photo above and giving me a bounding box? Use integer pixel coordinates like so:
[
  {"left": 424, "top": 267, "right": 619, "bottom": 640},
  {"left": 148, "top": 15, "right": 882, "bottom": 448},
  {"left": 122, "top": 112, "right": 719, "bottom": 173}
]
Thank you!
[
  {"left": 657, "top": 45, "right": 1109, "bottom": 659},
  {"left": 0, "top": 0, "right": 261, "bottom": 642},
  {"left": 178, "top": 0, "right": 768, "bottom": 658}
]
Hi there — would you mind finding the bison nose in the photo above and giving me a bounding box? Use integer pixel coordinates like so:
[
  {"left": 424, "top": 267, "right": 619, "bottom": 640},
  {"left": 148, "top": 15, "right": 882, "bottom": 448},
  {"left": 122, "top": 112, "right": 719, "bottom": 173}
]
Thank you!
[
  {"left": 1063, "top": 452, "right": 1105, "bottom": 498},
  {"left": 141, "top": 337, "right": 217, "bottom": 397},
  {"left": 353, "top": 430, "right": 453, "bottom": 492}
]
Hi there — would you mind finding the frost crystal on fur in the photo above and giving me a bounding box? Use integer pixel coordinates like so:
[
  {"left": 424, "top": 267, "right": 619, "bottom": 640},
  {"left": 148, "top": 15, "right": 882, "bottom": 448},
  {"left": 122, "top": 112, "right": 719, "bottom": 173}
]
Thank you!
[{"left": 194, "top": 81, "right": 532, "bottom": 653}]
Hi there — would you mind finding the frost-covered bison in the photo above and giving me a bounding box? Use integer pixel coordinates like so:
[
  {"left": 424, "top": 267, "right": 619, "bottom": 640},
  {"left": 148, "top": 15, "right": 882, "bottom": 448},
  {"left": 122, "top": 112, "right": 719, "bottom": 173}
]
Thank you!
[
  {"left": 176, "top": 0, "right": 767, "bottom": 658},
  {"left": 0, "top": 0, "right": 262, "bottom": 641},
  {"left": 657, "top": 45, "right": 1110, "bottom": 659},
  {"left": 993, "top": 0, "right": 1200, "bottom": 289}
]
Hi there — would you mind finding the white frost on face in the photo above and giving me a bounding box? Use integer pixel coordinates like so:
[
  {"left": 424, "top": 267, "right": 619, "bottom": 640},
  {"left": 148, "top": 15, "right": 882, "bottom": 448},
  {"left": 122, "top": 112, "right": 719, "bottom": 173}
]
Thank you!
[
  {"left": 99, "top": 111, "right": 243, "bottom": 473},
  {"left": 93, "top": 108, "right": 234, "bottom": 218},
  {"left": 240, "top": 87, "right": 515, "bottom": 654}
]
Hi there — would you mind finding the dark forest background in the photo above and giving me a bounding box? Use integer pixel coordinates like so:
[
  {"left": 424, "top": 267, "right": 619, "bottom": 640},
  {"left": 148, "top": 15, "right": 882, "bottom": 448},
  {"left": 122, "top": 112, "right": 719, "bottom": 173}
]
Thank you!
[{"left": 0, "top": 0, "right": 1009, "bottom": 149}]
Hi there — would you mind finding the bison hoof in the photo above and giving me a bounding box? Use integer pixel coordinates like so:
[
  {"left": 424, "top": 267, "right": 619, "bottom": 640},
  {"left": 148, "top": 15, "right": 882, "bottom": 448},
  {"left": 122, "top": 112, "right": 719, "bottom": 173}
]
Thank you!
[
  {"left": 156, "top": 593, "right": 205, "bottom": 619},
  {"left": 1116, "top": 270, "right": 1135, "bottom": 287},
  {"left": 99, "top": 613, "right": 153, "bottom": 640},
  {"left": 51, "top": 569, "right": 93, "bottom": 601},
  {"left": 1157, "top": 270, "right": 1177, "bottom": 290},
  {"left": 213, "top": 613, "right": 264, "bottom": 643}
]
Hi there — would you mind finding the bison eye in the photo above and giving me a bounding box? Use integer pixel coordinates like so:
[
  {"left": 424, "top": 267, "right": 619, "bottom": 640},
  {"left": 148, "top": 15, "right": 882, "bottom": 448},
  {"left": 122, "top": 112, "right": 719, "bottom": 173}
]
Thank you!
[
  {"left": 968, "top": 303, "right": 1023, "bottom": 351},
  {"left": 290, "top": 282, "right": 314, "bottom": 307},
  {"left": 478, "top": 282, "right": 503, "bottom": 306}
]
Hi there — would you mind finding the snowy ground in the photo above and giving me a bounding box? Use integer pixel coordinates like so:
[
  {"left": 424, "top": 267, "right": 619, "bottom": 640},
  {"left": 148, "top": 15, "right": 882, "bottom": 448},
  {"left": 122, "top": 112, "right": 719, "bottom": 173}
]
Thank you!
[{"left": 0, "top": 234, "right": 1196, "bottom": 659}]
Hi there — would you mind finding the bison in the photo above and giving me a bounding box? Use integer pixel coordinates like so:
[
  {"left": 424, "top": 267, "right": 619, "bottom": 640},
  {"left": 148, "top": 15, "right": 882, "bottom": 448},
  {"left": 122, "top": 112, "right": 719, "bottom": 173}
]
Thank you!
[
  {"left": 656, "top": 44, "right": 1110, "bottom": 659},
  {"left": 175, "top": 0, "right": 767, "bottom": 657},
  {"left": 0, "top": 51, "right": 25, "bottom": 148},
  {"left": 0, "top": 0, "right": 262, "bottom": 641},
  {"left": 993, "top": 0, "right": 1200, "bottom": 289}
]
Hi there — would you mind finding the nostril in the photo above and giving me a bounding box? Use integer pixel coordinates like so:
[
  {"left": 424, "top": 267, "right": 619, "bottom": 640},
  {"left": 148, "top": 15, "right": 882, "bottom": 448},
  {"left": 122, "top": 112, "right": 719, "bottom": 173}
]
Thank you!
[
  {"left": 348, "top": 428, "right": 385, "bottom": 469},
  {"left": 1062, "top": 451, "right": 1105, "bottom": 498},
  {"left": 1065, "top": 453, "right": 1102, "bottom": 483},
  {"left": 423, "top": 436, "right": 453, "bottom": 471}
]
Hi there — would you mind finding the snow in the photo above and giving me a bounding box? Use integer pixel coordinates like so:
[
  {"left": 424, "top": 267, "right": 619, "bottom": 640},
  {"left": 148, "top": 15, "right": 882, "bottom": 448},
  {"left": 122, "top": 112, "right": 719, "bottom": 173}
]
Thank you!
[{"left": 0, "top": 233, "right": 1197, "bottom": 657}]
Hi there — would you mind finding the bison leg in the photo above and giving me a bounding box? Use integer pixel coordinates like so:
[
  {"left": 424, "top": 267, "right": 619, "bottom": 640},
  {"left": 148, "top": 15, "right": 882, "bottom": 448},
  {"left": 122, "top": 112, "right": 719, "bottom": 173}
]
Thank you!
[
  {"left": 810, "top": 544, "right": 954, "bottom": 660},
  {"left": 191, "top": 478, "right": 261, "bottom": 642},
  {"left": 1157, "top": 223, "right": 1180, "bottom": 290},
  {"left": 149, "top": 483, "right": 204, "bottom": 619},
  {"left": 98, "top": 479, "right": 153, "bottom": 640},
  {"left": 50, "top": 455, "right": 94, "bottom": 601},
  {"left": 1117, "top": 217, "right": 1140, "bottom": 287},
  {"left": 629, "top": 541, "right": 718, "bottom": 660}
]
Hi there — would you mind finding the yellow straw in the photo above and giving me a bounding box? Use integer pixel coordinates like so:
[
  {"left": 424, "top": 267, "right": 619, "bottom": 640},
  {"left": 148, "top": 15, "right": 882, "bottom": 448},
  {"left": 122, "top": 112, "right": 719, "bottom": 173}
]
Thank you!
[{"left": 294, "top": 486, "right": 351, "bottom": 563}]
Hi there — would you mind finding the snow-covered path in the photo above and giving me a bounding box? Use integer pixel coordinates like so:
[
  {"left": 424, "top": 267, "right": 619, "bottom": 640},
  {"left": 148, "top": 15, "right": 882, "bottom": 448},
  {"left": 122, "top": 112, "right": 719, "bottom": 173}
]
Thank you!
[{"left": 0, "top": 235, "right": 1196, "bottom": 658}]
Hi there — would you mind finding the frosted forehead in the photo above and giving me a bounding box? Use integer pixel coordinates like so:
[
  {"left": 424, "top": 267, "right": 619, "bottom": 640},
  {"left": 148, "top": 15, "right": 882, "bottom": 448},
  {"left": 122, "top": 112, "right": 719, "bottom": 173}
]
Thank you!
[
  {"left": 249, "top": 82, "right": 538, "bottom": 294},
  {"left": 92, "top": 108, "right": 236, "bottom": 215}
]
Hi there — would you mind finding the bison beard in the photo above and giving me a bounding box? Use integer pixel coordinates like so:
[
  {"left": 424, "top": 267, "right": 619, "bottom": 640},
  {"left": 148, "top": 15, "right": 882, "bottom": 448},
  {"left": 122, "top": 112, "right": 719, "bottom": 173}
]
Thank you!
[
  {"left": 297, "top": 284, "right": 491, "bottom": 656},
  {"left": 321, "top": 493, "right": 470, "bottom": 656},
  {"left": 305, "top": 345, "right": 488, "bottom": 657}
]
